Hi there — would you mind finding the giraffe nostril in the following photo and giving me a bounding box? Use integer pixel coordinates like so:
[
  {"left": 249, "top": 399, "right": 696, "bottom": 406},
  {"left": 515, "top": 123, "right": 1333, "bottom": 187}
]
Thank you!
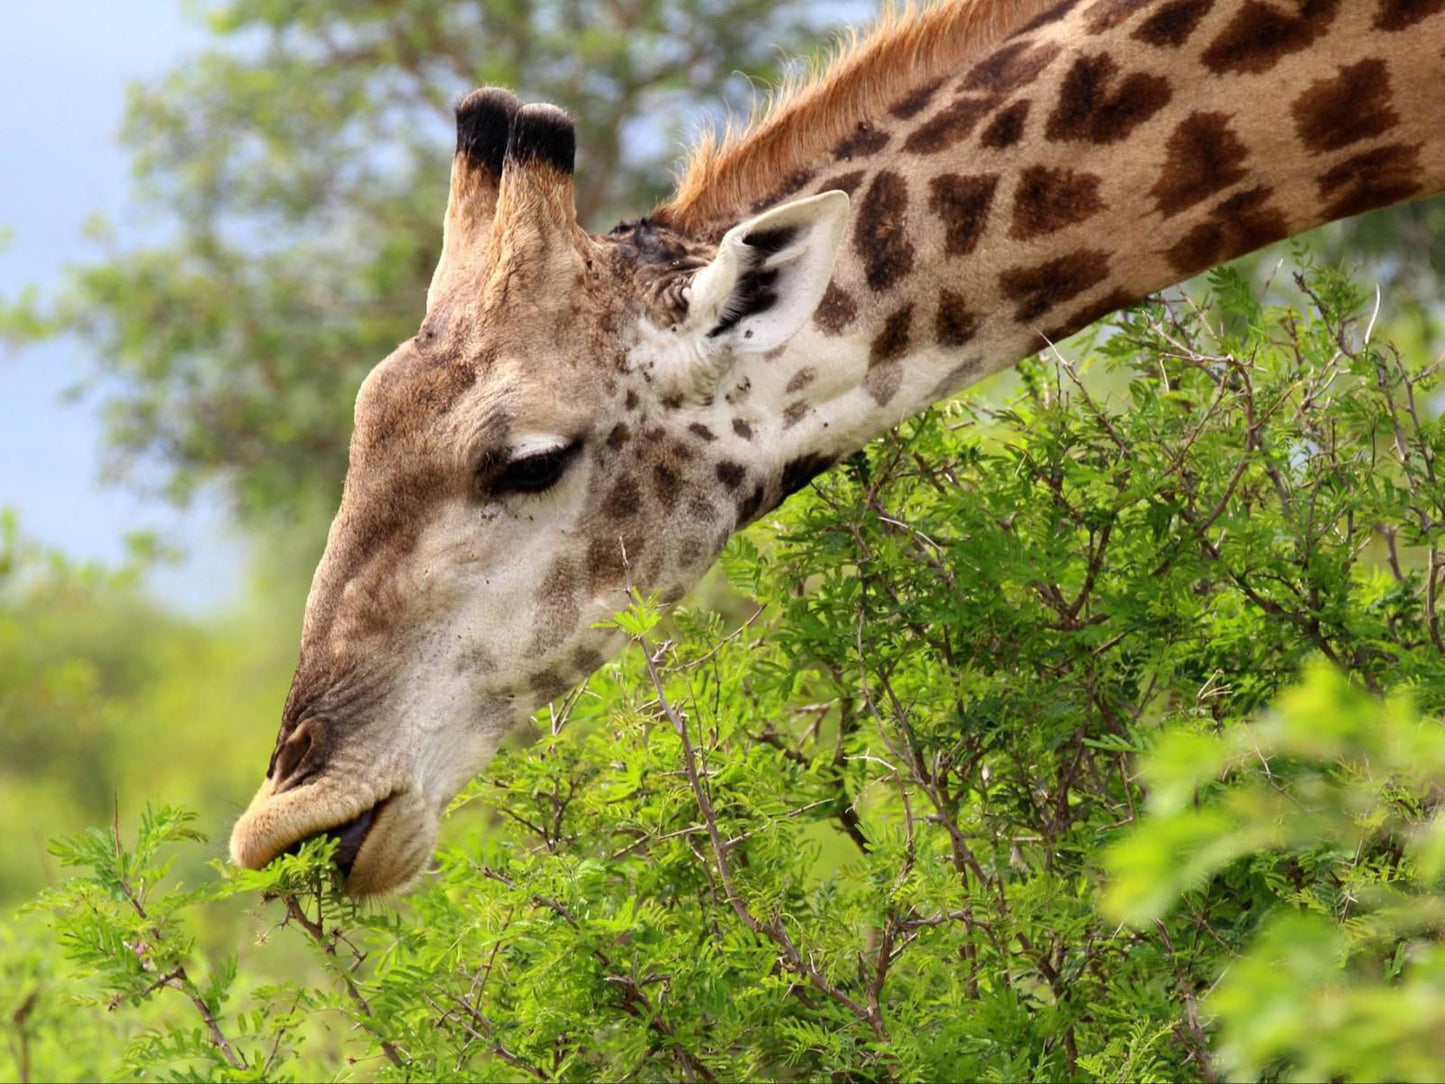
[{"left": 271, "top": 717, "right": 328, "bottom": 793}]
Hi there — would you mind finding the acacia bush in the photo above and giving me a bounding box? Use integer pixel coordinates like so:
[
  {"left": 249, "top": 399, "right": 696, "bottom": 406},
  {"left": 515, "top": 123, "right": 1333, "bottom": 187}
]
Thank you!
[{"left": 8, "top": 261, "right": 1445, "bottom": 1081}]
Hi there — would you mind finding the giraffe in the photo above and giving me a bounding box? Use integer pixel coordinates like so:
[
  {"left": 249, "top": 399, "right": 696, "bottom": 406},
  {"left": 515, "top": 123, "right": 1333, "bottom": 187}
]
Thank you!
[{"left": 230, "top": 0, "right": 1445, "bottom": 896}]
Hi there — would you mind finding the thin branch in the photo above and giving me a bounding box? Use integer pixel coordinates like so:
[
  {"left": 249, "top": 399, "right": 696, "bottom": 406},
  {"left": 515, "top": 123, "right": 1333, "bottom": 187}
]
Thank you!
[
  {"left": 281, "top": 897, "right": 407, "bottom": 1070},
  {"left": 639, "top": 638, "right": 888, "bottom": 1042},
  {"left": 478, "top": 867, "right": 716, "bottom": 1082},
  {"left": 421, "top": 992, "right": 549, "bottom": 1081},
  {"left": 107, "top": 813, "right": 247, "bottom": 1071}
]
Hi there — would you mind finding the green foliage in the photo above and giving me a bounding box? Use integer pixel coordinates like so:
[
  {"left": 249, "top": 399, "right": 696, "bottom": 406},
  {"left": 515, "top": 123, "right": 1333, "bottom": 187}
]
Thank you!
[
  {"left": 1108, "top": 663, "right": 1445, "bottom": 1082},
  {"left": 10, "top": 262, "right": 1445, "bottom": 1081}
]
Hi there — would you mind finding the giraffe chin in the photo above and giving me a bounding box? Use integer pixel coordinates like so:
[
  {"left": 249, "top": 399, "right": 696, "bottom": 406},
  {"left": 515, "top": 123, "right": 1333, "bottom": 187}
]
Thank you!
[{"left": 229, "top": 781, "right": 435, "bottom": 898}]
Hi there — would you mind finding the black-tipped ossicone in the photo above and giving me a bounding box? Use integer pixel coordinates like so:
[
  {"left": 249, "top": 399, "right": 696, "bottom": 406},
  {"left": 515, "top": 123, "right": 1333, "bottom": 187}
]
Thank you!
[
  {"left": 505, "top": 103, "right": 576, "bottom": 175},
  {"left": 455, "top": 87, "right": 521, "bottom": 177}
]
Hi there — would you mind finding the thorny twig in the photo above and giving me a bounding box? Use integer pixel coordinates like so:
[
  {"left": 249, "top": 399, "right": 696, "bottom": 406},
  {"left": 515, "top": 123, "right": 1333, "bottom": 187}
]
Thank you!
[
  {"left": 638, "top": 637, "right": 890, "bottom": 1044},
  {"left": 106, "top": 809, "right": 247, "bottom": 1071},
  {"left": 281, "top": 897, "right": 407, "bottom": 1069}
]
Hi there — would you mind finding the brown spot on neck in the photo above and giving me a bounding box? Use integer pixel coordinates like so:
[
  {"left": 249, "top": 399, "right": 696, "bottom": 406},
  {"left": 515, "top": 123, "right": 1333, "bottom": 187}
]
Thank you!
[
  {"left": 785, "top": 367, "right": 817, "bottom": 394},
  {"left": 1009, "top": 165, "right": 1105, "bottom": 240},
  {"left": 1045, "top": 53, "right": 1172, "bottom": 144},
  {"left": 929, "top": 173, "right": 1001, "bottom": 257},
  {"left": 1149, "top": 111, "right": 1249, "bottom": 218},
  {"left": 980, "top": 99, "right": 1032, "bottom": 148},
  {"left": 652, "top": 462, "right": 681, "bottom": 502},
  {"left": 1316, "top": 143, "right": 1425, "bottom": 219},
  {"left": 1292, "top": 59, "right": 1399, "bottom": 154},
  {"left": 833, "top": 124, "right": 890, "bottom": 160},
  {"left": 854, "top": 171, "right": 916, "bottom": 291},
  {"left": 1200, "top": 0, "right": 1342, "bottom": 75},
  {"left": 735, "top": 483, "right": 766, "bottom": 524},
  {"left": 1083, "top": 0, "right": 1158, "bottom": 35},
  {"left": 958, "top": 39, "right": 1061, "bottom": 96},
  {"left": 1043, "top": 286, "right": 1136, "bottom": 343},
  {"left": 865, "top": 303, "right": 914, "bottom": 406},
  {"left": 935, "top": 290, "right": 979, "bottom": 348},
  {"left": 1132, "top": 0, "right": 1214, "bottom": 46},
  {"left": 905, "top": 96, "right": 999, "bottom": 155},
  {"left": 715, "top": 460, "right": 746, "bottom": 489},
  {"left": 1000, "top": 251, "right": 1112, "bottom": 323},
  {"left": 890, "top": 80, "right": 942, "bottom": 119},
  {"left": 817, "top": 170, "right": 868, "bottom": 198},
  {"left": 814, "top": 281, "right": 859, "bottom": 336},
  {"left": 1164, "top": 185, "right": 1288, "bottom": 273},
  {"left": 1374, "top": 0, "right": 1445, "bottom": 30},
  {"left": 1020, "top": 0, "right": 1083, "bottom": 33}
]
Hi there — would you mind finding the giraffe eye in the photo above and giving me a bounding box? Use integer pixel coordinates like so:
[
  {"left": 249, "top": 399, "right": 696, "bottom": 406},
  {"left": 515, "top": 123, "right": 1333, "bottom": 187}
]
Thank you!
[{"left": 493, "top": 442, "right": 580, "bottom": 495}]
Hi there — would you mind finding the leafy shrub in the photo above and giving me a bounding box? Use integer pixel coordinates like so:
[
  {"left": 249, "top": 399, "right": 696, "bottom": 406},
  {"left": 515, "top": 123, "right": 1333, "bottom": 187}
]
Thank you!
[
  {"left": 8, "top": 260, "right": 1445, "bottom": 1081},
  {"left": 1106, "top": 663, "right": 1445, "bottom": 1082}
]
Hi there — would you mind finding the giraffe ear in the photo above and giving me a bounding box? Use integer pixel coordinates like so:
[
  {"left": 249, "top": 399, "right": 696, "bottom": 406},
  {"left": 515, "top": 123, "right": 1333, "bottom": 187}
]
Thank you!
[{"left": 686, "top": 191, "right": 850, "bottom": 355}]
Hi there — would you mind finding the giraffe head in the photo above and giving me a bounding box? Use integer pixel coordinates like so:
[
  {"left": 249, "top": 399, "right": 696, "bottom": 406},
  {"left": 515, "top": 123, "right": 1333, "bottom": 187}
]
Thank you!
[{"left": 229, "top": 89, "right": 849, "bottom": 895}]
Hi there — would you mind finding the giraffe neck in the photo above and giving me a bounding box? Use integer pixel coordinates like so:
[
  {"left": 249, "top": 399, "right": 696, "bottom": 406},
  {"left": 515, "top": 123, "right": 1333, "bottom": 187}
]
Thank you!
[{"left": 678, "top": 0, "right": 1445, "bottom": 483}]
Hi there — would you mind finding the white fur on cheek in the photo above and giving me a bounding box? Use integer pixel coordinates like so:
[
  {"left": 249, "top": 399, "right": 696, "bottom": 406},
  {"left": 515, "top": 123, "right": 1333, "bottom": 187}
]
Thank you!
[{"left": 383, "top": 471, "right": 591, "bottom": 813}]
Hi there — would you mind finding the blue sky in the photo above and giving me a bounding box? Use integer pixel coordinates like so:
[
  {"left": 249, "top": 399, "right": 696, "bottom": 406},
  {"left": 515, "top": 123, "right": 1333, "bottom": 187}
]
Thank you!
[{"left": 0, "top": 2, "right": 243, "bottom": 612}]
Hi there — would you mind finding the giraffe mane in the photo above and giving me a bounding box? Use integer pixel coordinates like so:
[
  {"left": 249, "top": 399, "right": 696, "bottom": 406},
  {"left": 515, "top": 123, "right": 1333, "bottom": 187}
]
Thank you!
[{"left": 655, "top": 0, "right": 1060, "bottom": 235}]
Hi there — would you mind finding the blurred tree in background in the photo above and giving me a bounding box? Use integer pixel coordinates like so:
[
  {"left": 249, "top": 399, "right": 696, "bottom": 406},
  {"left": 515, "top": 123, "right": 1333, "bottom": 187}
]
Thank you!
[{"left": 9, "top": 0, "right": 831, "bottom": 523}]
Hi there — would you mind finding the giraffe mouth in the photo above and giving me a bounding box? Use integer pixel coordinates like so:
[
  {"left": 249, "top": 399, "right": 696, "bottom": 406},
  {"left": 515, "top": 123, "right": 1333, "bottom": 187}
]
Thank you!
[
  {"left": 233, "top": 777, "right": 432, "bottom": 893},
  {"left": 285, "top": 796, "right": 388, "bottom": 879},
  {"left": 329, "top": 802, "right": 380, "bottom": 877}
]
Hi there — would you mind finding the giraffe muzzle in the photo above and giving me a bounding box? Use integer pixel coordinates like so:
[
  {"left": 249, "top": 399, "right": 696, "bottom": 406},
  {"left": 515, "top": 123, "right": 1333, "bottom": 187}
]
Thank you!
[{"left": 231, "top": 773, "right": 434, "bottom": 897}]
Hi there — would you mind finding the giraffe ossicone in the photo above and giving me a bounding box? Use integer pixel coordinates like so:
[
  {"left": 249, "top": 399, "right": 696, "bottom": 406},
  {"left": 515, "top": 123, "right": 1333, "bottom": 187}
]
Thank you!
[{"left": 231, "top": 0, "right": 1445, "bottom": 896}]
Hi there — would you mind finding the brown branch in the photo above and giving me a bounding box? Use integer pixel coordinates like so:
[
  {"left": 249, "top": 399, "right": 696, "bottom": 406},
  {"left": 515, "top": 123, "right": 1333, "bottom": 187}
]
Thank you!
[
  {"left": 749, "top": 727, "right": 872, "bottom": 854},
  {"left": 639, "top": 639, "right": 888, "bottom": 1043},
  {"left": 282, "top": 898, "right": 406, "bottom": 1070},
  {"left": 1153, "top": 920, "right": 1220, "bottom": 1084},
  {"left": 107, "top": 812, "right": 247, "bottom": 1071},
  {"left": 9, "top": 989, "right": 36, "bottom": 1084},
  {"left": 421, "top": 992, "right": 549, "bottom": 1081},
  {"left": 262, "top": 991, "right": 306, "bottom": 1078},
  {"left": 1429, "top": 550, "right": 1445, "bottom": 655}
]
